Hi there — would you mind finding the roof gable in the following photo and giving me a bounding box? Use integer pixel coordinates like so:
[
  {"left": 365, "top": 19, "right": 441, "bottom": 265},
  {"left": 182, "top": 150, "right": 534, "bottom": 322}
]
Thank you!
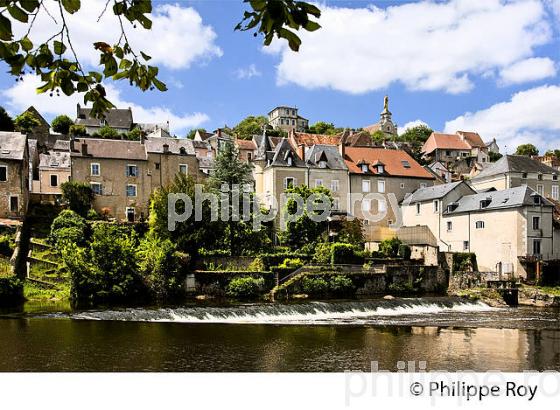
[
  {"left": 473, "top": 155, "right": 558, "bottom": 180},
  {"left": 344, "top": 147, "right": 434, "bottom": 179}
]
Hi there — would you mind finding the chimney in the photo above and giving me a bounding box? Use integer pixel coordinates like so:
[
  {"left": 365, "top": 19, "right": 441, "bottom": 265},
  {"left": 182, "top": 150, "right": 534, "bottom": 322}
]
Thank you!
[
  {"left": 163, "top": 143, "right": 169, "bottom": 154},
  {"left": 140, "top": 132, "right": 145, "bottom": 144},
  {"left": 70, "top": 138, "right": 75, "bottom": 152},
  {"left": 338, "top": 142, "right": 345, "bottom": 158},
  {"left": 81, "top": 142, "right": 88, "bottom": 156},
  {"left": 298, "top": 144, "right": 305, "bottom": 160},
  {"left": 217, "top": 128, "right": 222, "bottom": 138}
]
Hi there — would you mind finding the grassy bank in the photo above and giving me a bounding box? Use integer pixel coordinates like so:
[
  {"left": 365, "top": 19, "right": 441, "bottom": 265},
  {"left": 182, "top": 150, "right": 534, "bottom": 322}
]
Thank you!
[{"left": 23, "top": 281, "right": 70, "bottom": 302}]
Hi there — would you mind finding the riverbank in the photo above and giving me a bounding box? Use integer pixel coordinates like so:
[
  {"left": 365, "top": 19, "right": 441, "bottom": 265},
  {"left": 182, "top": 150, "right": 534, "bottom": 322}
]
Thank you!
[{"left": 450, "top": 285, "right": 560, "bottom": 307}]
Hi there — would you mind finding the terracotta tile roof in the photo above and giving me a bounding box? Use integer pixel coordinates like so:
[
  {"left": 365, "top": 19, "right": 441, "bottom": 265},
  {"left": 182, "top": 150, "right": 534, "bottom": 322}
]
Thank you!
[
  {"left": 421, "top": 132, "right": 471, "bottom": 155},
  {"left": 457, "top": 131, "right": 485, "bottom": 148},
  {"left": 344, "top": 147, "right": 434, "bottom": 179},
  {"left": 363, "top": 123, "right": 381, "bottom": 133},
  {"left": 235, "top": 139, "right": 257, "bottom": 150},
  {"left": 340, "top": 130, "right": 376, "bottom": 147},
  {"left": 291, "top": 131, "right": 341, "bottom": 147}
]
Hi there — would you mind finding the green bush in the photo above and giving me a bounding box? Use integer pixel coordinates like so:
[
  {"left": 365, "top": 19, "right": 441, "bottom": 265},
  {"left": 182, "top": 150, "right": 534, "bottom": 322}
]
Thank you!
[
  {"left": 259, "top": 252, "right": 309, "bottom": 270},
  {"left": 452, "top": 253, "right": 478, "bottom": 272},
  {"left": 301, "top": 276, "right": 329, "bottom": 296},
  {"left": 61, "top": 181, "right": 94, "bottom": 217},
  {"left": 329, "top": 275, "right": 355, "bottom": 296},
  {"left": 279, "top": 258, "right": 304, "bottom": 269},
  {"left": 49, "top": 210, "right": 87, "bottom": 251},
  {"left": 248, "top": 257, "right": 265, "bottom": 272},
  {"left": 331, "top": 243, "right": 356, "bottom": 264},
  {"left": 398, "top": 244, "right": 411, "bottom": 260},
  {"left": 0, "top": 234, "right": 15, "bottom": 257},
  {"left": 379, "top": 237, "right": 402, "bottom": 257},
  {"left": 0, "top": 277, "right": 23, "bottom": 305},
  {"left": 87, "top": 208, "right": 101, "bottom": 220},
  {"left": 313, "top": 242, "right": 332, "bottom": 264},
  {"left": 226, "top": 276, "right": 265, "bottom": 299}
]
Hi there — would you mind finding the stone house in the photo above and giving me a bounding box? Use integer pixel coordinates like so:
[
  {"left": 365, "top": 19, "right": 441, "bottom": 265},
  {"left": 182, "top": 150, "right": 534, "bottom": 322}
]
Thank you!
[
  {"left": 470, "top": 155, "right": 560, "bottom": 201},
  {"left": 32, "top": 151, "right": 71, "bottom": 197},
  {"left": 70, "top": 136, "right": 198, "bottom": 221},
  {"left": 0, "top": 132, "right": 29, "bottom": 219},
  {"left": 235, "top": 138, "right": 256, "bottom": 162},
  {"left": 75, "top": 104, "right": 133, "bottom": 135},
  {"left": 402, "top": 183, "right": 556, "bottom": 279},
  {"left": 268, "top": 106, "right": 309, "bottom": 133}
]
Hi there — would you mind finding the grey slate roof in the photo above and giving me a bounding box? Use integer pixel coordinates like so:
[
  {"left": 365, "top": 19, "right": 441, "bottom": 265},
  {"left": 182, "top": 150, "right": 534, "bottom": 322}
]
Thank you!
[
  {"left": 305, "top": 144, "right": 347, "bottom": 170},
  {"left": 53, "top": 140, "right": 70, "bottom": 151},
  {"left": 145, "top": 136, "right": 195, "bottom": 156},
  {"left": 39, "top": 151, "right": 70, "bottom": 168},
  {"left": 197, "top": 157, "right": 214, "bottom": 169},
  {"left": 405, "top": 181, "right": 467, "bottom": 203},
  {"left": 71, "top": 138, "right": 147, "bottom": 160},
  {"left": 473, "top": 155, "right": 557, "bottom": 179},
  {"left": 445, "top": 185, "right": 552, "bottom": 214},
  {"left": 270, "top": 138, "right": 305, "bottom": 167},
  {"left": 0, "top": 131, "right": 27, "bottom": 161},
  {"left": 76, "top": 105, "right": 133, "bottom": 129}
]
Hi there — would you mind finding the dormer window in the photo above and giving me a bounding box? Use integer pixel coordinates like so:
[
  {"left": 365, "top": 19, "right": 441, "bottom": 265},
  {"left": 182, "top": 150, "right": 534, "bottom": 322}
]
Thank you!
[
  {"left": 287, "top": 156, "right": 293, "bottom": 166},
  {"left": 479, "top": 198, "right": 491, "bottom": 209},
  {"left": 522, "top": 172, "right": 528, "bottom": 179},
  {"left": 377, "top": 165, "right": 384, "bottom": 174},
  {"left": 533, "top": 195, "right": 541, "bottom": 205},
  {"left": 319, "top": 160, "right": 327, "bottom": 168},
  {"left": 553, "top": 174, "right": 558, "bottom": 181},
  {"left": 361, "top": 164, "right": 368, "bottom": 173},
  {"left": 401, "top": 160, "right": 411, "bottom": 169},
  {"left": 538, "top": 173, "right": 543, "bottom": 181},
  {"left": 179, "top": 147, "right": 187, "bottom": 155}
]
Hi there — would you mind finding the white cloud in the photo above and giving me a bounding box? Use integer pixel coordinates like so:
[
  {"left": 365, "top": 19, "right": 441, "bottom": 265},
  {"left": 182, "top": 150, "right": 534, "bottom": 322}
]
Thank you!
[
  {"left": 1, "top": 75, "right": 209, "bottom": 134},
  {"left": 398, "top": 120, "right": 430, "bottom": 135},
  {"left": 235, "top": 64, "right": 262, "bottom": 79},
  {"left": 266, "top": 0, "right": 553, "bottom": 94},
  {"left": 13, "top": 1, "right": 222, "bottom": 70},
  {"left": 499, "top": 57, "right": 556, "bottom": 85},
  {"left": 444, "top": 85, "right": 560, "bottom": 152}
]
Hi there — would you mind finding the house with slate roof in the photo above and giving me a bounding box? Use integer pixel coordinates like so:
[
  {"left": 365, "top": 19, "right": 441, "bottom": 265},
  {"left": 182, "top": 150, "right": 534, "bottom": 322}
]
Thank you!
[
  {"left": 75, "top": 104, "right": 134, "bottom": 135},
  {"left": 0, "top": 132, "right": 29, "bottom": 219},
  {"left": 470, "top": 155, "right": 560, "bottom": 201}
]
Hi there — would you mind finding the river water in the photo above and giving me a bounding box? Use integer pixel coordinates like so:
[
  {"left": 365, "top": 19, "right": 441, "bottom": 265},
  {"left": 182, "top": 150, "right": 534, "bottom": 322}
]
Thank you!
[{"left": 1, "top": 297, "right": 559, "bottom": 371}]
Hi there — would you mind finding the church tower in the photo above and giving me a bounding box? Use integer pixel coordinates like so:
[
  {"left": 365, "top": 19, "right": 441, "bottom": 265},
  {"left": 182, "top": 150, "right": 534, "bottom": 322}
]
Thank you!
[{"left": 379, "top": 95, "right": 397, "bottom": 137}]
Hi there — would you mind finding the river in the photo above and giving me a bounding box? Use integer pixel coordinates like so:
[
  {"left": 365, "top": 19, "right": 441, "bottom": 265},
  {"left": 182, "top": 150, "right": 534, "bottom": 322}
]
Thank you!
[{"left": 1, "top": 297, "right": 559, "bottom": 371}]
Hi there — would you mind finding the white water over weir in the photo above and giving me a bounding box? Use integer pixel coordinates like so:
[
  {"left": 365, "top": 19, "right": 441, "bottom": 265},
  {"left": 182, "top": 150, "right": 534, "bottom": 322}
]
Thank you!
[{"left": 67, "top": 298, "right": 494, "bottom": 325}]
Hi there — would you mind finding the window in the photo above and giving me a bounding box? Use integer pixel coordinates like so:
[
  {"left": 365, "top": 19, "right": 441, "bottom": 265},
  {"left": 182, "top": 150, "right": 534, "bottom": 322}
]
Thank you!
[
  {"left": 126, "top": 207, "right": 135, "bottom": 223},
  {"left": 445, "top": 150, "right": 451, "bottom": 156},
  {"left": 416, "top": 203, "right": 421, "bottom": 215},
  {"left": 91, "top": 163, "right": 100, "bottom": 176},
  {"left": 522, "top": 172, "right": 528, "bottom": 179},
  {"left": 420, "top": 183, "right": 427, "bottom": 189},
  {"left": 378, "top": 199, "right": 387, "bottom": 212},
  {"left": 287, "top": 156, "right": 293, "bottom": 166},
  {"left": 533, "top": 216, "right": 540, "bottom": 230},
  {"left": 126, "top": 184, "right": 137, "bottom": 197},
  {"left": 533, "top": 195, "right": 541, "bottom": 205},
  {"left": 538, "top": 174, "right": 543, "bottom": 181},
  {"left": 362, "top": 180, "right": 370, "bottom": 193},
  {"left": 50, "top": 174, "right": 58, "bottom": 187},
  {"left": 126, "top": 164, "right": 137, "bottom": 177},
  {"left": 533, "top": 239, "right": 541, "bottom": 255},
  {"left": 332, "top": 198, "right": 339, "bottom": 210},
  {"left": 479, "top": 199, "right": 490, "bottom": 209},
  {"left": 377, "top": 165, "right": 384, "bottom": 174},
  {"left": 554, "top": 174, "right": 558, "bottom": 181},
  {"left": 90, "top": 183, "right": 102, "bottom": 195},
  {"left": 9, "top": 196, "right": 18, "bottom": 212},
  {"left": 553, "top": 185, "right": 559, "bottom": 200},
  {"left": 284, "top": 177, "right": 295, "bottom": 189},
  {"left": 447, "top": 221, "right": 452, "bottom": 231},
  {"left": 179, "top": 164, "right": 188, "bottom": 175},
  {"left": 330, "top": 180, "right": 339, "bottom": 192},
  {"left": 318, "top": 160, "right": 327, "bottom": 168},
  {"left": 537, "top": 185, "right": 544, "bottom": 196},
  {"left": 463, "top": 241, "right": 469, "bottom": 251},
  {"left": 433, "top": 200, "right": 439, "bottom": 213},
  {"left": 361, "top": 164, "right": 368, "bottom": 173},
  {"left": 400, "top": 183, "right": 405, "bottom": 189},
  {"left": 315, "top": 179, "right": 323, "bottom": 187},
  {"left": 362, "top": 199, "right": 371, "bottom": 212},
  {"left": 475, "top": 221, "right": 485, "bottom": 229},
  {"left": 401, "top": 160, "right": 411, "bottom": 168},
  {"left": 155, "top": 162, "right": 160, "bottom": 170},
  {"left": 247, "top": 153, "right": 252, "bottom": 161},
  {"left": 378, "top": 180, "right": 385, "bottom": 193},
  {"left": 0, "top": 165, "right": 6, "bottom": 182}
]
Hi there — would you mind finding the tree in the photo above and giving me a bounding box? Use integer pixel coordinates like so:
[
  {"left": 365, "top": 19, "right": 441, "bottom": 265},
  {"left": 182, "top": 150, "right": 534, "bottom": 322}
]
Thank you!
[
  {"left": 336, "top": 219, "right": 364, "bottom": 247},
  {"left": 69, "top": 124, "right": 87, "bottom": 137},
  {"left": 545, "top": 149, "right": 560, "bottom": 159},
  {"left": 0, "top": 1, "right": 321, "bottom": 117},
  {"left": 307, "top": 121, "right": 342, "bottom": 135},
  {"left": 124, "top": 127, "right": 142, "bottom": 141},
  {"left": 0, "top": 106, "right": 15, "bottom": 131},
  {"left": 48, "top": 209, "right": 88, "bottom": 251},
  {"left": 13, "top": 111, "right": 40, "bottom": 133},
  {"left": 209, "top": 141, "right": 253, "bottom": 188},
  {"left": 233, "top": 116, "right": 268, "bottom": 140},
  {"left": 61, "top": 181, "right": 94, "bottom": 217},
  {"left": 515, "top": 144, "right": 539, "bottom": 157},
  {"left": 51, "top": 114, "right": 74, "bottom": 134},
  {"left": 489, "top": 151, "right": 503, "bottom": 162},
  {"left": 279, "top": 185, "right": 333, "bottom": 249},
  {"left": 370, "top": 130, "right": 386, "bottom": 142},
  {"left": 93, "top": 125, "right": 120, "bottom": 139},
  {"left": 399, "top": 124, "right": 433, "bottom": 144}
]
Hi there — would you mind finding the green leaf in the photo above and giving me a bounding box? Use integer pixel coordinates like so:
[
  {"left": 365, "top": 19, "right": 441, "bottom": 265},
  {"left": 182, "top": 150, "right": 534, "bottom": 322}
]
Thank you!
[
  {"left": 102, "top": 56, "right": 118, "bottom": 76},
  {"left": 76, "top": 81, "right": 88, "bottom": 92},
  {"left": 54, "top": 41, "right": 67, "bottom": 55},
  {"left": 303, "top": 20, "right": 320, "bottom": 32},
  {"left": 278, "top": 28, "right": 301, "bottom": 52},
  {"left": 0, "top": 14, "right": 13, "bottom": 41},
  {"left": 61, "top": 0, "right": 81, "bottom": 14},
  {"left": 60, "top": 78, "right": 75, "bottom": 96},
  {"left": 20, "top": 36, "right": 33, "bottom": 52},
  {"left": 7, "top": 4, "right": 28, "bottom": 23},
  {"left": 20, "top": 0, "right": 40, "bottom": 13},
  {"left": 137, "top": 14, "right": 152, "bottom": 30},
  {"left": 140, "top": 51, "right": 151, "bottom": 61},
  {"left": 152, "top": 78, "right": 167, "bottom": 92}
]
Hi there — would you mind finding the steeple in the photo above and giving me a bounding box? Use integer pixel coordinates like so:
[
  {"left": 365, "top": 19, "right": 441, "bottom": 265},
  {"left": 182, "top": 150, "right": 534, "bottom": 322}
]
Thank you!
[{"left": 379, "top": 95, "right": 396, "bottom": 136}]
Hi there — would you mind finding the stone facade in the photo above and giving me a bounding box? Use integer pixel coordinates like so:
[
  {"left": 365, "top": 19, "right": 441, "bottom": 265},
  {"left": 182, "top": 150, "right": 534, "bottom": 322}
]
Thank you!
[{"left": 0, "top": 132, "right": 29, "bottom": 219}]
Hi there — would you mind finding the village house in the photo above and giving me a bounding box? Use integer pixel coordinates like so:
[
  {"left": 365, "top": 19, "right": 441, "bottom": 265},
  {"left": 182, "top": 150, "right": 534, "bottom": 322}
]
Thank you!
[
  {"left": 235, "top": 138, "right": 256, "bottom": 162},
  {"left": 31, "top": 151, "right": 71, "bottom": 199},
  {"left": 470, "top": 155, "right": 560, "bottom": 200},
  {"left": 75, "top": 104, "right": 134, "bottom": 135},
  {"left": 402, "top": 182, "right": 557, "bottom": 279},
  {"left": 70, "top": 135, "right": 198, "bottom": 221},
  {"left": 268, "top": 106, "right": 309, "bottom": 133},
  {"left": 0, "top": 132, "right": 29, "bottom": 219}
]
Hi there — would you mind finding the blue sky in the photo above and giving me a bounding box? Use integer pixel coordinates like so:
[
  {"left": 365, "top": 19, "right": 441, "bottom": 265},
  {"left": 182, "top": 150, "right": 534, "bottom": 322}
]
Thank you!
[{"left": 1, "top": 0, "right": 559, "bottom": 153}]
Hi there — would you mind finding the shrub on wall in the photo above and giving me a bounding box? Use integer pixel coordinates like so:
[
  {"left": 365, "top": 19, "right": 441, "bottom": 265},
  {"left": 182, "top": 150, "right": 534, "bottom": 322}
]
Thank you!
[
  {"left": 278, "top": 258, "right": 304, "bottom": 269},
  {"left": 329, "top": 275, "right": 355, "bottom": 297},
  {"left": 452, "top": 253, "right": 478, "bottom": 272},
  {"left": 313, "top": 242, "right": 332, "bottom": 264},
  {"left": 301, "top": 276, "right": 329, "bottom": 296},
  {"left": 226, "top": 276, "right": 265, "bottom": 299},
  {"left": 49, "top": 210, "right": 87, "bottom": 251},
  {"left": 398, "top": 244, "right": 411, "bottom": 260},
  {"left": 331, "top": 243, "right": 356, "bottom": 264},
  {"left": 379, "top": 237, "right": 402, "bottom": 257}
]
